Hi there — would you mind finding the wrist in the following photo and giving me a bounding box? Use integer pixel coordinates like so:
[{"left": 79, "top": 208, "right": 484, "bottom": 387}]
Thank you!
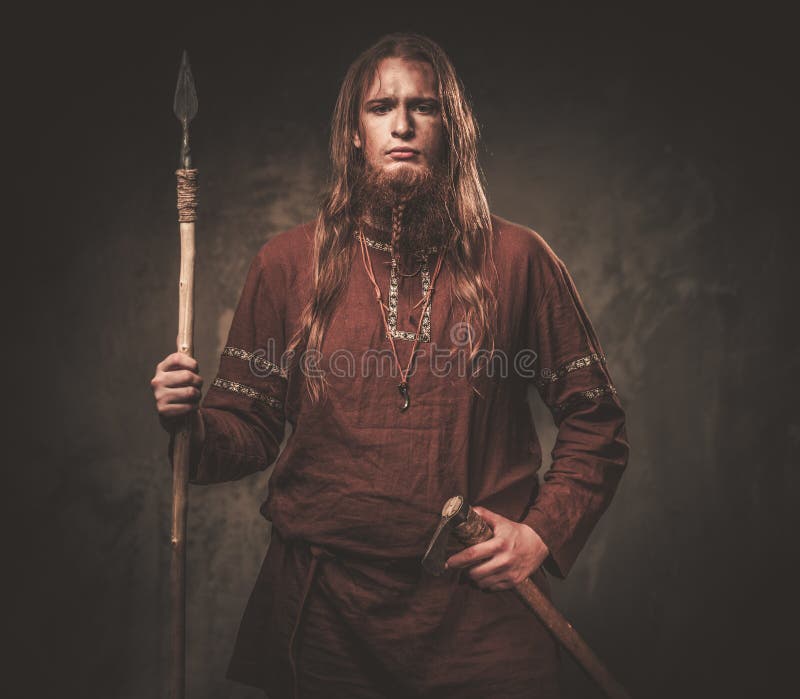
[{"left": 521, "top": 522, "right": 550, "bottom": 557}]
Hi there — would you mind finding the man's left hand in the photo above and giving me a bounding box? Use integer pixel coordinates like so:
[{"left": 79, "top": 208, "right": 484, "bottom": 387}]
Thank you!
[{"left": 444, "top": 506, "right": 550, "bottom": 591}]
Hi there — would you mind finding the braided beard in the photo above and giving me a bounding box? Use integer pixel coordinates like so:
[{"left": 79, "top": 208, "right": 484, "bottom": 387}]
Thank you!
[{"left": 352, "top": 160, "right": 451, "bottom": 253}]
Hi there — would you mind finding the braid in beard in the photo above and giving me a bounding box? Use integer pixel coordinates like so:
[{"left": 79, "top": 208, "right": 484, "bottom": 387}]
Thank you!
[
  {"left": 351, "top": 160, "right": 450, "bottom": 253},
  {"left": 390, "top": 202, "right": 406, "bottom": 260}
]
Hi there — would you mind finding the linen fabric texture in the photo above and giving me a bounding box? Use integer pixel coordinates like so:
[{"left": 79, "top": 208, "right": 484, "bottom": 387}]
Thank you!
[{"left": 174, "top": 215, "right": 630, "bottom": 698}]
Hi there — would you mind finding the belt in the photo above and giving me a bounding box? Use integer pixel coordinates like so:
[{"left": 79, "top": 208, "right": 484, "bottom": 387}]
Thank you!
[
  {"left": 284, "top": 537, "right": 424, "bottom": 698},
  {"left": 288, "top": 541, "right": 336, "bottom": 699}
]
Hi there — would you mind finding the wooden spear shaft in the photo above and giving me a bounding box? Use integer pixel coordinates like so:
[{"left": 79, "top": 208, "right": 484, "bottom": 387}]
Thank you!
[
  {"left": 169, "top": 215, "right": 195, "bottom": 699},
  {"left": 170, "top": 50, "right": 198, "bottom": 699}
]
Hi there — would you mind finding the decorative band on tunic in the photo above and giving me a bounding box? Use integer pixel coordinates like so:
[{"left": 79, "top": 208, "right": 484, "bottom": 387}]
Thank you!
[
  {"left": 211, "top": 377, "right": 284, "bottom": 410},
  {"left": 221, "top": 345, "right": 289, "bottom": 379}
]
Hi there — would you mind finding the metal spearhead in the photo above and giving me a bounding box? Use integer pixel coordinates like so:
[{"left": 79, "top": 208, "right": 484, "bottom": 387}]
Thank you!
[{"left": 173, "top": 50, "right": 198, "bottom": 169}]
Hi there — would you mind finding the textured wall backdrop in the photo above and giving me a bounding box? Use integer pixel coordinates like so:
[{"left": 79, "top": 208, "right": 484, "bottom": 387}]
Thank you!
[{"left": 12, "top": 7, "right": 797, "bottom": 699}]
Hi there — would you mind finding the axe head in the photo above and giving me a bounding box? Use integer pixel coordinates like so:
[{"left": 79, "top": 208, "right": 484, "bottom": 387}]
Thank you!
[{"left": 422, "top": 495, "right": 470, "bottom": 576}]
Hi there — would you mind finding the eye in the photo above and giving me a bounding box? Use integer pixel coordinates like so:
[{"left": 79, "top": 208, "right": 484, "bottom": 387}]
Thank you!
[
  {"left": 371, "top": 104, "right": 391, "bottom": 115},
  {"left": 415, "top": 103, "right": 437, "bottom": 115}
]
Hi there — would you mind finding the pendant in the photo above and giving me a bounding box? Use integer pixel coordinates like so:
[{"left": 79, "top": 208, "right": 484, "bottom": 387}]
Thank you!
[
  {"left": 398, "top": 382, "right": 410, "bottom": 411},
  {"left": 396, "top": 259, "right": 423, "bottom": 278}
]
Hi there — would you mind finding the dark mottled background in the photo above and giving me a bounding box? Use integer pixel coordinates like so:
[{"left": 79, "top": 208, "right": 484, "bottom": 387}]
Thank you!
[{"left": 10, "top": 6, "right": 798, "bottom": 699}]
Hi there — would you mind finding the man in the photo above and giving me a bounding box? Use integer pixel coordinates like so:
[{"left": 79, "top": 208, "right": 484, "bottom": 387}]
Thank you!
[{"left": 151, "top": 33, "right": 629, "bottom": 699}]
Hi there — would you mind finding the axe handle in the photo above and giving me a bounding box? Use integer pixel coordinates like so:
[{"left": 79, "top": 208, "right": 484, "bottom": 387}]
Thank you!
[
  {"left": 454, "top": 507, "right": 631, "bottom": 699},
  {"left": 514, "top": 578, "right": 631, "bottom": 699}
]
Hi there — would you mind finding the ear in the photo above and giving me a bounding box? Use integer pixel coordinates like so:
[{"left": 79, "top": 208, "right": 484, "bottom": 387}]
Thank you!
[{"left": 353, "top": 130, "right": 362, "bottom": 149}]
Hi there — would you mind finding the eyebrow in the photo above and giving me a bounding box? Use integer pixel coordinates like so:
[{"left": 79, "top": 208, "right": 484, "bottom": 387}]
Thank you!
[
  {"left": 364, "top": 97, "right": 396, "bottom": 107},
  {"left": 364, "top": 96, "right": 440, "bottom": 108}
]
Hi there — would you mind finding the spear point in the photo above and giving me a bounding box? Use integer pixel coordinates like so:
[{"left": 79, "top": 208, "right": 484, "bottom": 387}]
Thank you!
[
  {"left": 173, "top": 50, "right": 198, "bottom": 123},
  {"left": 174, "top": 50, "right": 198, "bottom": 169}
]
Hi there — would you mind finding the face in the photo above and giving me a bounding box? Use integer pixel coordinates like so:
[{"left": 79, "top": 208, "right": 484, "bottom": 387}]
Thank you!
[{"left": 353, "top": 57, "right": 445, "bottom": 179}]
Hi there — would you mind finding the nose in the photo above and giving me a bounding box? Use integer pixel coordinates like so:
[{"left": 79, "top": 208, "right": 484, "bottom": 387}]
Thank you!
[{"left": 391, "top": 108, "right": 414, "bottom": 139}]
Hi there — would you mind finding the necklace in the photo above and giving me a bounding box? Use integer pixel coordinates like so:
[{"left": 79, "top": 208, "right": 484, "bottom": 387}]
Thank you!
[
  {"left": 358, "top": 231, "right": 447, "bottom": 411},
  {"left": 396, "top": 257, "right": 423, "bottom": 278}
]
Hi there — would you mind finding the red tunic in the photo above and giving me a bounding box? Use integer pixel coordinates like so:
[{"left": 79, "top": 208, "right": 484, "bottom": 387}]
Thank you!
[{"left": 183, "top": 215, "right": 630, "bottom": 698}]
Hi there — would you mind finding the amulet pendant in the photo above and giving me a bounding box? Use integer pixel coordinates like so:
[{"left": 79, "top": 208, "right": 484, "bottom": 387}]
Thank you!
[{"left": 398, "top": 382, "right": 410, "bottom": 411}]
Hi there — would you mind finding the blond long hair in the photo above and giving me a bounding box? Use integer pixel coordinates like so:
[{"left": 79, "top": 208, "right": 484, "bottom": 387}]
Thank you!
[{"left": 290, "top": 33, "right": 498, "bottom": 403}]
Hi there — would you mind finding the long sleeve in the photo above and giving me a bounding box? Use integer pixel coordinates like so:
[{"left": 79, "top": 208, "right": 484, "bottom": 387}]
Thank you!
[
  {"left": 180, "top": 241, "right": 290, "bottom": 485},
  {"left": 521, "top": 249, "right": 630, "bottom": 579}
]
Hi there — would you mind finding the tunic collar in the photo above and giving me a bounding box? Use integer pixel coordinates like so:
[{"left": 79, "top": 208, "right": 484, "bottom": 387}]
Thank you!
[{"left": 353, "top": 230, "right": 440, "bottom": 257}]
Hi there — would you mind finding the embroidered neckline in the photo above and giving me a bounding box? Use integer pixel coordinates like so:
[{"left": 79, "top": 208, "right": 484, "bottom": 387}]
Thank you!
[
  {"left": 387, "top": 255, "right": 433, "bottom": 343},
  {"left": 354, "top": 231, "right": 435, "bottom": 343},
  {"left": 354, "top": 231, "right": 439, "bottom": 257}
]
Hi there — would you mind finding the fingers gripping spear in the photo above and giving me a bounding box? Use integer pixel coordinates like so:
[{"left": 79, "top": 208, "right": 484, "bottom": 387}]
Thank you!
[{"left": 169, "top": 50, "right": 198, "bottom": 699}]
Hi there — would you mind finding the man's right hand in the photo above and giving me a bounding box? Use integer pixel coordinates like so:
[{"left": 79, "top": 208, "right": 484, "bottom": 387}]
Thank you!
[{"left": 151, "top": 352, "right": 204, "bottom": 433}]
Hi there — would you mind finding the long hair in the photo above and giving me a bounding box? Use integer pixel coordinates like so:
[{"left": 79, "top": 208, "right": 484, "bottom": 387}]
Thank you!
[{"left": 289, "top": 33, "right": 498, "bottom": 403}]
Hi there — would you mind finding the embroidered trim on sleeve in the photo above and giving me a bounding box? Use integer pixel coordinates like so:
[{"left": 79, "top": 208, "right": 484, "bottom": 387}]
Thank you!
[
  {"left": 552, "top": 383, "right": 617, "bottom": 414},
  {"left": 222, "top": 346, "right": 288, "bottom": 379},
  {"left": 212, "top": 377, "right": 284, "bottom": 410},
  {"left": 536, "top": 352, "right": 606, "bottom": 387}
]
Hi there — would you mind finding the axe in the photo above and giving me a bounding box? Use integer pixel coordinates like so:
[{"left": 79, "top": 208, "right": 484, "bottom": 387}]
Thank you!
[{"left": 423, "top": 496, "right": 632, "bottom": 699}]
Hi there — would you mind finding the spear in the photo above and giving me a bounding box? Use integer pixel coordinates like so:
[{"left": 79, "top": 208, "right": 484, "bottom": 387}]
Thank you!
[{"left": 169, "top": 49, "right": 198, "bottom": 699}]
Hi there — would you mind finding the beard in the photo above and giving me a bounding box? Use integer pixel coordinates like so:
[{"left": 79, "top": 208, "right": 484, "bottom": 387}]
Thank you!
[{"left": 351, "top": 159, "right": 451, "bottom": 253}]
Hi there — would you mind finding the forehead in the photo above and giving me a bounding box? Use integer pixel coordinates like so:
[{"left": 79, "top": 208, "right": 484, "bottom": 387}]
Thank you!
[{"left": 362, "top": 56, "right": 437, "bottom": 101}]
